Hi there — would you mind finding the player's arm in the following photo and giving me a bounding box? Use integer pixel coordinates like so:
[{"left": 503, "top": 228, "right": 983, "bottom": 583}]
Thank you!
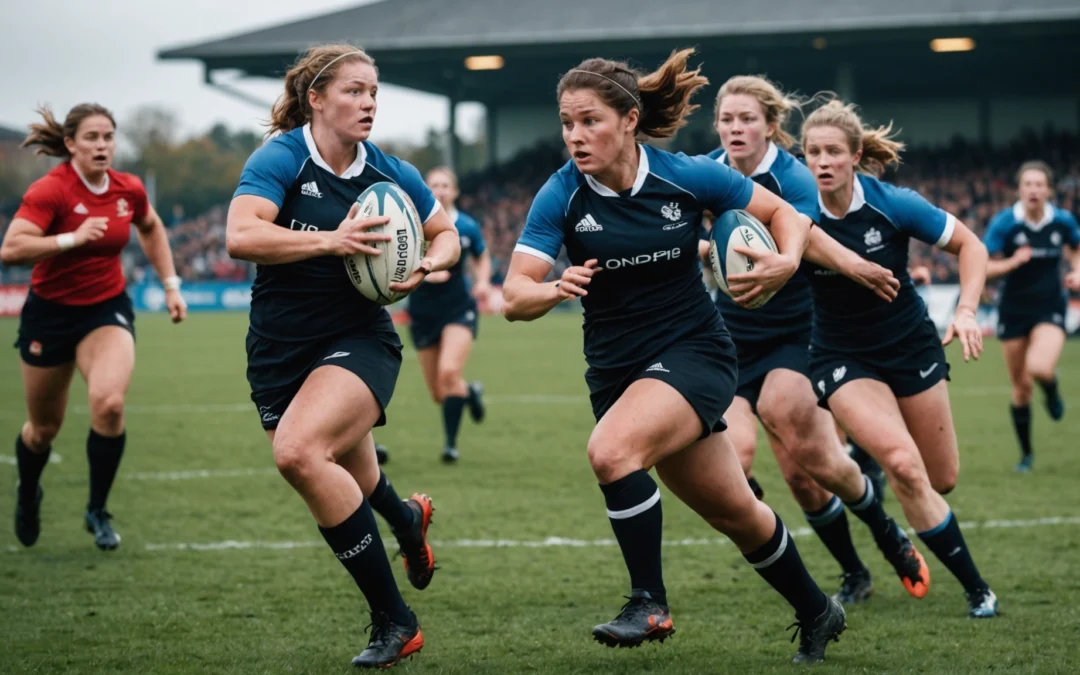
[
  {"left": 470, "top": 249, "right": 494, "bottom": 299},
  {"left": 390, "top": 208, "right": 461, "bottom": 294},
  {"left": 726, "top": 184, "right": 809, "bottom": 305},
  {"left": 0, "top": 217, "right": 103, "bottom": 266},
  {"left": 225, "top": 196, "right": 390, "bottom": 265},
  {"left": 1066, "top": 245, "right": 1080, "bottom": 292},
  {"left": 133, "top": 204, "right": 187, "bottom": 323},
  {"left": 984, "top": 214, "right": 1030, "bottom": 280},
  {"left": 503, "top": 254, "right": 600, "bottom": 322},
  {"left": 940, "top": 219, "right": 988, "bottom": 361},
  {"left": 804, "top": 227, "right": 901, "bottom": 302}
]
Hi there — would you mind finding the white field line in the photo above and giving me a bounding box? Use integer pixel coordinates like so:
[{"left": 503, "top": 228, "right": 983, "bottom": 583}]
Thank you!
[
  {"left": 0, "top": 453, "right": 62, "bottom": 466},
  {"left": 133, "top": 516, "right": 1080, "bottom": 553}
]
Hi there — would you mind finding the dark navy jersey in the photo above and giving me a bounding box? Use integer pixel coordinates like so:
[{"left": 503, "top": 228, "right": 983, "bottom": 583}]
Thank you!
[
  {"left": 806, "top": 174, "right": 956, "bottom": 352},
  {"left": 984, "top": 202, "right": 1080, "bottom": 314},
  {"left": 705, "top": 143, "right": 819, "bottom": 344},
  {"left": 408, "top": 208, "right": 486, "bottom": 319},
  {"left": 234, "top": 125, "right": 439, "bottom": 342},
  {"left": 516, "top": 143, "right": 754, "bottom": 369}
]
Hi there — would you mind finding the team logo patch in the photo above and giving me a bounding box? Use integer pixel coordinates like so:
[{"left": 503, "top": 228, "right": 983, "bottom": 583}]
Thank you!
[
  {"left": 575, "top": 214, "right": 603, "bottom": 233},
  {"left": 301, "top": 181, "right": 323, "bottom": 198},
  {"left": 919, "top": 363, "right": 939, "bottom": 379},
  {"left": 832, "top": 366, "right": 847, "bottom": 383},
  {"left": 817, "top": 380, "right": 826, "bottom": 394},
  {"left": 1050, "top": 231, "right": 1062, "bottom": 246},
  {"left": 661, "top": 202, "right": 681, "bottom": 222},
  {"left": 645, "top": 362, "right": 669, "bottom": 373},
  {"left": 258, "top": 406, "right": 280, "bottom": 423},
  {"left": 323, "top": 351, "right": 351, "bottom": 360},
  {"left": 28, "top": 340, "right": 43, "bottom": 357},
  {"left": 1014, "top": 232, "right": 1028, "bottom": 246},
  {"left": 114, "top": 312, "right": 129, "bottom": 327},
  {"left": 864, "top": 227, "right": 882, "bottom": 249},
  {"left": 117, "top": 198, "right": 130, "bottom": 217}
]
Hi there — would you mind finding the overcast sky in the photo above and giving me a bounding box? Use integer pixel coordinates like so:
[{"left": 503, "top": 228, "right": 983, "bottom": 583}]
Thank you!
[{"left": 0, "top": 0, "right": 482, "bottom": 144}]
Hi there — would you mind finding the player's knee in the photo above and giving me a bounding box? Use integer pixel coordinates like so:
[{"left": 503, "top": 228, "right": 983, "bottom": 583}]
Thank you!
[
  {"left": 731, "top": 435, "right": 756, "bottom": 475},
  {"left": 89, "top": 390, "right": 125, "bottom": 434},
  {"left": 587, "top": 434, "right": 635, "bottom": 484},
  {"left": 272, "top": 437, "right": 320, "bottom": 488},
  {"left": 436, "top": 367, "right": 464, "bottom": 401},
  {"left": 881, "top": 450, "right": 930, "bottom": 500},
  {"left": 25, "top": 420, "right": 62, "bottom": 451},
  {"left": 1012, "top": 380, "right": 1034, "bottom": 406},
  {"left": 783, "top": 467, "right": 825, "bottom": 508},
  {"left": 1026, "top": 358, "right": 1054, "bottom": 384}
]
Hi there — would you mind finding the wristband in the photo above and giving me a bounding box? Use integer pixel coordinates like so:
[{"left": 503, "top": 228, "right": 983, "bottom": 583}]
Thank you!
[
  {"left": 56, "top": 233, "right": 76, "bottom": 251},
  {"left": 163, "top": 275, "right": 182, "bottom": 291}
]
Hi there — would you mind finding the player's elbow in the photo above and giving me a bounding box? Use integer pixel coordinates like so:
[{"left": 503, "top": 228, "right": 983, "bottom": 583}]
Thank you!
[
  {"left": 0, "top": 238, "right": 25, "bottom": 266},
  {"left": 225, "top": 226, "right": 249, "bottom": 261}
]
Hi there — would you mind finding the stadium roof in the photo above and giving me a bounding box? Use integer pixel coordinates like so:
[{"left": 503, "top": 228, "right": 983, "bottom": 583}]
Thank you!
[{"left": 160, "top": 0, "right": 1080, "bottom": 103}]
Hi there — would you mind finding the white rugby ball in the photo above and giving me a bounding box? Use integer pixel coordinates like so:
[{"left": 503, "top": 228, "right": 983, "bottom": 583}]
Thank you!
[
  {"left": 708, "top": 209, "right": 778, "bottom": 310},
  {"left": 344, "top": 182, "right": 424, "bottom": 305}
]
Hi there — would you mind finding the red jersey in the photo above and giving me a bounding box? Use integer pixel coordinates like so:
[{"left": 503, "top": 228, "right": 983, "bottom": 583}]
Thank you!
[{"left": 14, "top": 162, "right": 148, "bottom": 306}]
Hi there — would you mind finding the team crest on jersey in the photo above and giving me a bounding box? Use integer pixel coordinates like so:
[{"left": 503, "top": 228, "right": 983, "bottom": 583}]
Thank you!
[
  {"left": 833, "top": 366, "right": 847, "bottom": 383},
  {"left": 1050, "top": 231, "right": 1062, "bottom": 246},
  {"left": 116, "top": 198, "right": 130, "bottom": 217},
  {"left": 1014, "top": 232, "right": 1028, "bottom": 246},
  {"left": 661, "top": 202, "right": 681, "bottom": 222},
  {"left": 864, "top": 227, "right": 882, "bottom": 249}
]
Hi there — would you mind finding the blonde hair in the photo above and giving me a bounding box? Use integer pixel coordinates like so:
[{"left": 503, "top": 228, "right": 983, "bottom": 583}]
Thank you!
[
  {"left": 801, "top": 97, "right": 904, "bottom": 177},
  {"left": 557, "top": 48, "right": 709, "bottom": 139},
  {"left": 714, "top": 75, "right": 801, "bottom": 149},
  {"left": 23, "top": 103, "right": 115, "bottom": 158},
  {"left": 269, "top": 44, "right": 376, "bottom": 134},
  {"left": 426, "top": 166, "right": 458, "bottom": 189}
]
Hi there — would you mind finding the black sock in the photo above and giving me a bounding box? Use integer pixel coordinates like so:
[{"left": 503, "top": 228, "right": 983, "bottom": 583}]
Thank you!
[
  {"left": 917, "top": 512, "right": 988, "bottom": 595},
  {"left": 744, "top": 512, "right": 829, "bottom": 621},
  {"left": 368, "top": 472, "right": 415, "bottom": 533},
  {"left": 442, "top": 396, "right": 467, "bottom": 449},
  {"left": 1038, "top": 377, "right": 1060, "bottom": 402},
  {"left": 805, "top": 496, "right": 866, "bottom": 576},
  {"left": 319, "top": 501, "right": 411, "bottom": 623},
  {"left": 747, "top": 476, "right": 764, "bottom": 500},
  {"left": 15, "top": 434, "right": 51, "bottom": 503},
  {"left": 844, "top": 475, "right": 904, "bottom": 556},
  {"left": 600, "top": 470, "right": 666, "bottom": 606},
  {"left": 87, "top": 429, "right": 125, "bottom": 512},
  {"left": 1010, "top": 404, "right": 1032, "bottom": 457}
]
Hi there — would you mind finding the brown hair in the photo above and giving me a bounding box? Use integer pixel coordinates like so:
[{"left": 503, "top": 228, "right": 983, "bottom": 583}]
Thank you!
[
  {"left": 269, "top": 44, "right": 377, "bottom": 134},
  {"left": 22, "top": 103, "right": 116, "bottom": 158},
  {"left": 801, "top": 97, "right": 904, "bottom": 177},
  {"left": 557, "top": 48, "right": 708, "bottom": 139},
  {"left": 426, "top": 166, "right": 458, "bottom": 188},
  {"left": 714, "top": 75, "right": 802, "bottom": 150},
  {"left": 1016, "top": 160, "right": 1053, "bottom": 187}
]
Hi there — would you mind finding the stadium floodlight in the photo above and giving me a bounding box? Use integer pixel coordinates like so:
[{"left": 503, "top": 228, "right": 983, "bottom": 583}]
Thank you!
[
  {"left": 465, "top": 55, "right": 505, "bottom": 70},
  {"left": 930, "top": 38, "right": 975, "bottom": 53}
]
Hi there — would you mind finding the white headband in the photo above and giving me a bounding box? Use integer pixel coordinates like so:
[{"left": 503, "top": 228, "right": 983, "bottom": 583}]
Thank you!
[
  {"left": 308, "top": 51, "right": 366, "bottom": 93},
  {"left": 567, "top": 69, "right": 640, "bottom": 108}
]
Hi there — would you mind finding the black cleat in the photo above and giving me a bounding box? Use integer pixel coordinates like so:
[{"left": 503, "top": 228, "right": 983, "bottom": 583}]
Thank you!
[
  {"left": 1045, "top": 391, "right": 1065, "bottom": 422},
  {"left": 84, "top": 509, "right": 120, "bottom": 551},
  {"left": 15, "top": 484, "right": 43, "bottom": 547},
  {"left": 375, "top": 443, "right": 390, "bottom": 465},
  {"left": 466, "top": 381, "right": 485, "bottom": 423},
  {"left": 441, "top": 447, "right": 459, "bottom": 464},
  {"left": 394, "top": 494, "right": 437, "bottom": 590},
  {"left": 832, "top": 568, "right": 873, "bottom": 605},
  {"left": 351, "top": 610, "right": 423, "bottom": 669},
  {"left": 790, "top": 597, "right": 846, "bottom": 664},
  {"left": 592, "top": 592, "right": 674, "bottom": 648},
  {"left": 1015, "top": 454, "right": 1034, "bottom": 473},
  {"left": 967, "top": 587, "right": 1000, "bottom": 618}
]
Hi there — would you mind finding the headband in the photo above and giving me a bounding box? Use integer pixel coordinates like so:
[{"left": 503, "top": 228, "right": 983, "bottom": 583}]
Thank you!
[
  {"left": 308, "top": 51, "right": 366, "bottom": 93},
  {"left": 567, "top": 69, "right": 640, "bottom": 108}
]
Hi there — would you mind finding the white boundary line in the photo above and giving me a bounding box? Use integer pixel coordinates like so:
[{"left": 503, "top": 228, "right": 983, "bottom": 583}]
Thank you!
[
  {"left": 0, "top": 453, "right": 62, "bottom": 466},
  {"left": 136, "top": 516, "right": 1080, "bottom": 553}
]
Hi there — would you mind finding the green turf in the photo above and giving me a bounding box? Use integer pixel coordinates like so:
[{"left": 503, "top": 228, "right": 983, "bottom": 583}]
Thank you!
[{"left": 2, "top": 312, "right": 1079, "bottom": 674}]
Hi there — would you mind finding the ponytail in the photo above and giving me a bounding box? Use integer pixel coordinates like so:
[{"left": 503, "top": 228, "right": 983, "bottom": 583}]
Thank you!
[{"left": 801, "top": 97, "right": 903, "bottom": 177}]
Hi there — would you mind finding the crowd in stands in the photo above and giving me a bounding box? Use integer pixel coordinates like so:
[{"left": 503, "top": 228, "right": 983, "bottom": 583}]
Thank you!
[{"left": 2, "top": 130, "right": 1078, "bottom": 290}]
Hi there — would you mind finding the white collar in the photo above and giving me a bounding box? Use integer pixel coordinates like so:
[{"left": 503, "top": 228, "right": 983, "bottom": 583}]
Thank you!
[
  {"left": 72, "top": 163, "right": 109, "bottom": 195},
  {"left": 303, "top": 124, "right": 367, "bottom": 179},
  {"left": 818, "top": 174, "right": 866, "bottom": 220},
  {"left": 447, "top": 206, "right": 459, "bottom": 224},
  {"left": 1012, "top": 201, "right": 1054, "bottom": 229},
  {"left": 714, "top": 142, "right": 778, "bottom": 178},
  {"left": 584, "top": 143, "right": 649, "bottom": 197}
]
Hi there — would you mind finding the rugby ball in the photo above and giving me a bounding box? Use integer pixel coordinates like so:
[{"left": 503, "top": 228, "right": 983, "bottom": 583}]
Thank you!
[
  {"left": 344, "top": 182, "right": 424, "bottom": 305},
  {"left": 708, "top": 209, "right": 778, "bottom": 310}
]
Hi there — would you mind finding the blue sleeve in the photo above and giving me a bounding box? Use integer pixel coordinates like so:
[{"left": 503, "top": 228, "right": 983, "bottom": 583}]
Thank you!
[
  {"left": 381, "top": 154, "right": 440, "bottom": 224},
  {"left": 459, "top": 214, "right": 487, "bottom": 257},
  {"left": 982, "top": 211, "right": 1012, "bottom": 256},
  {"left": 674, "top": 154, "right": 754, "bottom": 214},
  {"left": 781, "top": 163, "right": 821, "bottom": 222},
  {"left": 877, "top": 181, "right": 954, "bottom": 247},
  {"left": 233, "top": 140, "right": 301, "bottom": 208},
  {"left": 514, "top": 175, "right": 568, "bottom": 265},
  {"left": 1061, "top": 210, "right": 1080, "bottom": 248}
]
